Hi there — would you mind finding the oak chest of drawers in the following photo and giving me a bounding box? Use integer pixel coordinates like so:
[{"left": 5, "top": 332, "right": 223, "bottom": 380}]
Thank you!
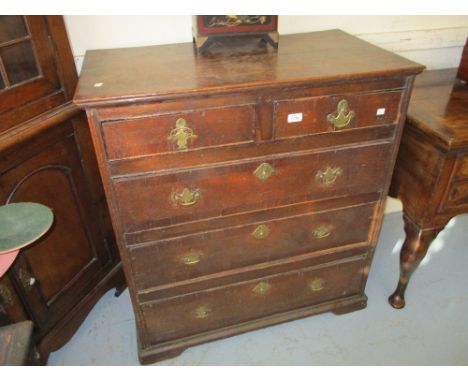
[{"left": 74, "top": 30, "right": 423, "bottom": 364}]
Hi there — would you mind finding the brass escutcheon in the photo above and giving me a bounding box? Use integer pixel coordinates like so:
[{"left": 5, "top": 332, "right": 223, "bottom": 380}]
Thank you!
[
  {"left": 312, "top": 225, "right": 332, "bottom": 239},
  {"left": 171, "top": 188, "right": 200, "bottom": 206},
  {"left": 254, "top": 162, "right": 274, "bottom": 181},
  {"left": 327, "top": 99, "right": 355, "bottom": 129},
  {"left": 181, "top": 249, "right": 203, "bottom": 265},
  {"left": 252, "top": 281, "right": 272, "bottom": 296},
  {"left": 193, "top": 305, "right": 210, "bottom": 319},
  {"left": 252, "top": 224, "right": 270, "bottom": 239},
  {"left": 309, "top": 278, "right": 325, "bottom": 292},
  {"left": 167, "top": 118, "right": 197, "bottom": 150},
  {"left": 315, "top": 167, "right": 342, "bottom": 185}
]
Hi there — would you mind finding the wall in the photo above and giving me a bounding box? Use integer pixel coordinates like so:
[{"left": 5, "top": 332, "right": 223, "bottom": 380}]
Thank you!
[{"left": 64, "top": 15, "right": 468, "bottom": 73}]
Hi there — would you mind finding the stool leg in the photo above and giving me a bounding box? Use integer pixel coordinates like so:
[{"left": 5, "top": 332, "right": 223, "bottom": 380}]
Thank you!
[{"left": 388, "top": 214, "right": 440, "bottom": 309}]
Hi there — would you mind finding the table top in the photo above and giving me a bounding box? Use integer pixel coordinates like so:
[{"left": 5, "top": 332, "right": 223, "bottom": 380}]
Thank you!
[
  {"left": 74, "top": 29, "right": 423, "bottom": 107},
  {"left": 407, "top": 68, "right": 468, "bottom": 151},
  {"left": 0, "top": 202, "right": 53, "bottom": 253}
]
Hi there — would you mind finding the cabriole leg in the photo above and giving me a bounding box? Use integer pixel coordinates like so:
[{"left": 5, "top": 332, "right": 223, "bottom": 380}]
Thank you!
[{"left": 388, "top": 214, "right": 440, "bottom": 309}]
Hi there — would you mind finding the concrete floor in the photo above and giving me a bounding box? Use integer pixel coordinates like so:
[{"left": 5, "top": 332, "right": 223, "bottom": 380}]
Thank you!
[{"left": 48, "top": 211, "right": 468, "bottom": 365}]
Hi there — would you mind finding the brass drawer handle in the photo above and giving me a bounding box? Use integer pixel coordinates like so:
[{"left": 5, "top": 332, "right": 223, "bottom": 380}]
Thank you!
[
  {"left": 252, "top": 224, "right": 270, "bottom": 239},
  {"left": 167, "top": 118, "right": 197, "bottom": 150},
  {"left": 309, "top": 278, "right": 325, "bottom": 292},
  {"left": 181, "top": 249, "right": 203, "bottom": 265},
  {"left": 254, "top": 162, "right": 274, "bottom": 181},
  {"left": 315, "top": 167, "right": 342, "bottom": 185},
  {"left": 327, "top": 99, "right": 355, "bottom": 129},
  {"left": 312, "top": 225, "right": 332, "bottom": 239},
  {"left": 171, "top": 188, "right": 200, "bottom": 206},
  {"left": 252, "top": 281, "right": 271, "bottom": 296},
  {"left": 0, "top": 284, "right": 14, "bottom": 306},
  {"left": 193, "top": 305, "right": 210, "bottom": 319}
]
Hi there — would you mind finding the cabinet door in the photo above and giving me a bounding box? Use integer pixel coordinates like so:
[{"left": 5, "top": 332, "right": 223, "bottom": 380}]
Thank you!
[
  {"left": 0, "top": 16, "right": 76, "bottom": 132},
  {"left": 0, "top": 118, "right": 114, "bottom": 332}
]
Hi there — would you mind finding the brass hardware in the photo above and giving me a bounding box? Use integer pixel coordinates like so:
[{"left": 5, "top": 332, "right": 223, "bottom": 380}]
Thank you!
[
  {"left": 312, "top": 225, "right": 332, "bottom": 239},
  {"left": 309, "top": 278, "right": 324, "bottom": 292},
  {"left": 327, "top": 99, "right": 355, "bottom": 129},
  {"left": 0, "top": 284, "right": 14, "bottom": 306},
  {"left": 171, "top": 188, "right": 200, "bottom": 206},
  {"left": 252, "top": 281, "right": 272, "bottom": 296},
  {"left": 181, "top": 249, "right": 203, "bottom": 265},
  {"left": 167, "top": 118, "right": 197, "bottom": 150},
  {"left": 252, "top": 224, "right": 270, "bottom": 239},
  {"left": 18, "top": 268, "right": 35, "bottom": 291},
  {"left": 193, "top": 305, "right": 210, "bottom": 319},
  {"left": 315, "top": 167, "right": 342, "bottom": 185},
  {"left": 254, "top": 162, "right": 274, "bottom": 181}
]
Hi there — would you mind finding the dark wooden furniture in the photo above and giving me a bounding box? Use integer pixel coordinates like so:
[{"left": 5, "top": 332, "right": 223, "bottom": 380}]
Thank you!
[
  {"left": 388, "top": 41, "right": 468, "bottom": 309},
  {"left": 74, "top": 30, "right": 423, "bottom": 364},
  {"left": 0, "top": 16, "right": 125, "bottom": 363}
]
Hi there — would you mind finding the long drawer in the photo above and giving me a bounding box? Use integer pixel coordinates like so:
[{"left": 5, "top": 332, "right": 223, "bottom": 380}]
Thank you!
[
  {"left": 113, "top": 142, "right": 392, "bottom": 233},
  {"left": 129, "top": 202, "right": 376, "bottom": 290},
  {"left": 140, "top": 254, "right": 366, "bottom": 344}
]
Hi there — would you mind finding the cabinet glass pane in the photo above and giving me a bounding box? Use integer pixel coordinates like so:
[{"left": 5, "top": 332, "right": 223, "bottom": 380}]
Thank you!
[
  {"left": 0, "top": 41, "right": 39, "bottom": 85},
  {"left": 0, "top": 16, "right": 28, "bottom": 44}
]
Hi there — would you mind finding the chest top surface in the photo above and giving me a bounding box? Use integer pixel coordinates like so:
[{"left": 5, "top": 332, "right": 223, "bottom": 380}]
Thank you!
[
  {"left": 74, "top": 29, "right": 423, "bottom": 107},
  {"left": 407, "top": 69, "right": 468, "bottom": 151}
]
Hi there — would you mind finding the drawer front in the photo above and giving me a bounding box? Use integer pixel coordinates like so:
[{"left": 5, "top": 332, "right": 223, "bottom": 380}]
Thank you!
[
  {"left": 275, "top": 91, "right": 402, "bottom": 139},
  {"left": 130, "top": 202, "right": 375, "bottom": 290},
  {"left": 114, "top": 142, "right": 392, "bottom": 233},
  {"left": 455, "top": 155, "right": 468, "bottom": 179},
  {"left": 444, "top": 179, "right": 468, "bottom": 210},
  {"left": 140, "top": 255, "right": 366, "bottom": 344},
  {"left": 101, "top": 104, "right": 256, "bottom": 160}
]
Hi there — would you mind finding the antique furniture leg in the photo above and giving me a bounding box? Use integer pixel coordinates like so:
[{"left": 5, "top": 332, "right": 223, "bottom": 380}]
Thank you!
[{"left": 388, "top": 214, "right": 441, "bottom": 309}]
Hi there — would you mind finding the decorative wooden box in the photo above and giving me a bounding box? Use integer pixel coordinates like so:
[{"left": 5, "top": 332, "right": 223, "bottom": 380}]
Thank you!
[{"left": 192, "top": 15, "right": 278, "bottom": 52}]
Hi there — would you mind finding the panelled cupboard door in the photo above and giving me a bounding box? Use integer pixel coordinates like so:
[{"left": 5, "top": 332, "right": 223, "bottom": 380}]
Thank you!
[
  {"left": 0, "top": 119, "right": 113, "bottom": 331},
  {"left": 0, "top": 16, "right": 76, "bottom": 132}
]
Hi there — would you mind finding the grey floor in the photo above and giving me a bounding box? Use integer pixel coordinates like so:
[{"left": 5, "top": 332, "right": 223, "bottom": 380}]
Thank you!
[{"left": 48, "top": 211, "right": 468, "bottom": 365}]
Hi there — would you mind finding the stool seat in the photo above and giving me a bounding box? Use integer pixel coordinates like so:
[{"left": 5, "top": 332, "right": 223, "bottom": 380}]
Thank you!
[{"left": 0, "top": 202, "right": 53, "bottom": 277}]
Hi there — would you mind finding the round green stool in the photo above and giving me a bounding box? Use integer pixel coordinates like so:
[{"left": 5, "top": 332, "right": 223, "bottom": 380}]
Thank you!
[{"left": 0, "top": 202, "right": 53, "bottom": 278}]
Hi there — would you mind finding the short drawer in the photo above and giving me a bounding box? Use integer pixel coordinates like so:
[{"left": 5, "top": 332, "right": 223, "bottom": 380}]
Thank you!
[
  {"left": 113, "top": 142, "right": 392, "bottom": 233},
  {"left": 444, "top": 179, "right": 468, "bottom": 210},
  {"left": 455, "top": 155, "right": 468, "bottom": 180},
  {"left": 101, "top": 104, "right": 256, "bottom": 160},
  {"left": 140, "top": 255, "right": 366, "bottom": 344},
  {"left": 129, "top": 202, "right": 375, "bottom": 290},
  {"left": 275, "top": 90, "right": 402, "bottom": 139}
]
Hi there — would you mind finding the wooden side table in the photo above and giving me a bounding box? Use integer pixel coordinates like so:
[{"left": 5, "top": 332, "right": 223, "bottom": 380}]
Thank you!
[{"left": 388, "top": 68, "right": 468, "bottom": 308}]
